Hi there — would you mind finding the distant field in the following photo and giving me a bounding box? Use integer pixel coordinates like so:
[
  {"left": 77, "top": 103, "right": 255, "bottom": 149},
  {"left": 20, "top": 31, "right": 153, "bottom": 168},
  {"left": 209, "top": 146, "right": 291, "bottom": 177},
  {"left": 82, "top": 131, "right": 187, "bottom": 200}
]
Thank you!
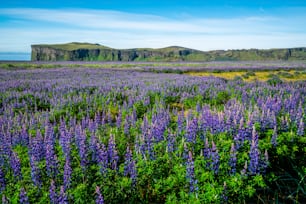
[
  {"left": 187, "top": 69, "right": 306, "bottom": 81},
  {"left": 1, "top": 61, "right": 305, "bottom": 82}
]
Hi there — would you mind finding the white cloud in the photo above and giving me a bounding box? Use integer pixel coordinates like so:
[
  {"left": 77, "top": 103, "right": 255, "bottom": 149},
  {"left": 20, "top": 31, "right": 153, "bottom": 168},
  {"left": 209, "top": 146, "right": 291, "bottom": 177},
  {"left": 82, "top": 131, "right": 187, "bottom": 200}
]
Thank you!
[{"left": 0, "top": 8, "right": 305, "bottom": 52}]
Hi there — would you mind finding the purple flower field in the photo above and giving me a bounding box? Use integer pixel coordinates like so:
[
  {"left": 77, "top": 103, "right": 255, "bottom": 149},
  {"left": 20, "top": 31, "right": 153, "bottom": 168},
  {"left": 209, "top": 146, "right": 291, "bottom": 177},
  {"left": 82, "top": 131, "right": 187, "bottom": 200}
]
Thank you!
[{"left": 0, "top": 65, "right": 305, "bottom": 203}]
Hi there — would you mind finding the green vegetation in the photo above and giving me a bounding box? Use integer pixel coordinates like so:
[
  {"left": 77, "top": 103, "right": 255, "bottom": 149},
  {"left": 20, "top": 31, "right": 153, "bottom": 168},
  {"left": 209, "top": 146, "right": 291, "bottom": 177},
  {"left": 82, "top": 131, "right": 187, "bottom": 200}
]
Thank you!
[{"left": 31, "top": 42, "right": 306, "bottom": 61}]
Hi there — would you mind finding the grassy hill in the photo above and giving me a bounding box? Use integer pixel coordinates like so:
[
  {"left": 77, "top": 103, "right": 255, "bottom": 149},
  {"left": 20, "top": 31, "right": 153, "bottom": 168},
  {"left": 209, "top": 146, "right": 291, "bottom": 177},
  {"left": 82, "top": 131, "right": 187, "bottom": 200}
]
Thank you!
[{"left": 31, "top": 42, "right": 306, "bottom": 61}]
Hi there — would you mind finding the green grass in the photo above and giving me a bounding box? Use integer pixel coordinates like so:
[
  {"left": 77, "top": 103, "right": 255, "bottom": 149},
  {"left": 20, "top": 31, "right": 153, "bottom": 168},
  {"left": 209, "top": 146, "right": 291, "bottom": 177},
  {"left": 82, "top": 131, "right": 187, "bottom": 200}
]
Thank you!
[{"left": 32, "top": 42, "right": 111, "bottom": 51}]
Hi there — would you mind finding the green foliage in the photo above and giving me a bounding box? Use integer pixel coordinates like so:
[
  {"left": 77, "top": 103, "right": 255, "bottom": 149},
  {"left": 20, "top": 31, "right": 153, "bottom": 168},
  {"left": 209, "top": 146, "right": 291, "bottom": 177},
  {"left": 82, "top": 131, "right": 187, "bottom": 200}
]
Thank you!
[{"left": 267, "top": 75, "right": 283, "bottom": 86}]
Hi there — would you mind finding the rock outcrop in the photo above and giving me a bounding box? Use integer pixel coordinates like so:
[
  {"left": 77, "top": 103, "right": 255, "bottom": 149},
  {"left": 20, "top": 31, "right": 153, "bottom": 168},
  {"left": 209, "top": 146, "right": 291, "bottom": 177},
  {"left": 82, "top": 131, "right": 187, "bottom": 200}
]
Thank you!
[{"left": 31, "top": 42, "right": 306, "bottom": 61}]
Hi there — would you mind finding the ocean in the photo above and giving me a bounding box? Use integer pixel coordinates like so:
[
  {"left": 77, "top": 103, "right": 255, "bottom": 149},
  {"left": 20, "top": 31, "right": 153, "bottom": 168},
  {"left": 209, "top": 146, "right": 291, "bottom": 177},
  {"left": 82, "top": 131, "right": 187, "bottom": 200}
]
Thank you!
[{"left": 0, "top": 52, "right": 31, "bottom": 61}]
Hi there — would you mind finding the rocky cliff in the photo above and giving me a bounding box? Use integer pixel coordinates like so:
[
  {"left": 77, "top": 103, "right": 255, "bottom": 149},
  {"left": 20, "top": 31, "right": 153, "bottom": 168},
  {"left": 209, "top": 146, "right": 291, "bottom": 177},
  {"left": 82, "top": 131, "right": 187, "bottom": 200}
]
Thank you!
[{"left": 31, "top": 42, "right": 306, "bottom": 61}]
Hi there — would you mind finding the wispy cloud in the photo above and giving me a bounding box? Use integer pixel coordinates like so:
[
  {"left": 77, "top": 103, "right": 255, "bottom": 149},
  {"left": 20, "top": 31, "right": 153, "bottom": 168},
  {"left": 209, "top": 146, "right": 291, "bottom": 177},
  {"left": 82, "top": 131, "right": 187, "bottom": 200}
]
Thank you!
[{"left": 0, "top": 8, "right": 305, "bottom": 52}]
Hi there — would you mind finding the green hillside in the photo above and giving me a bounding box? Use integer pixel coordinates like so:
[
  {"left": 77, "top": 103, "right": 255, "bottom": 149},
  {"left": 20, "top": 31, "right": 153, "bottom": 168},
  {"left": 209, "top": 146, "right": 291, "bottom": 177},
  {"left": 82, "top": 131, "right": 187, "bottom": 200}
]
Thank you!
[{"left": 31, "top": 42, "right": 306, "bottom": 61}]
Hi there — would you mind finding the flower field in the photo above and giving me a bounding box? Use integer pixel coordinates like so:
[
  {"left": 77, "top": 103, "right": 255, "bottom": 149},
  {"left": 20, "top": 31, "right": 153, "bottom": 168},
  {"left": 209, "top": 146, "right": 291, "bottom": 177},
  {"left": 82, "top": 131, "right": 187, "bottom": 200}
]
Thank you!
[{"left": 0, "top": 64, "right": 305, "bottom": 203}]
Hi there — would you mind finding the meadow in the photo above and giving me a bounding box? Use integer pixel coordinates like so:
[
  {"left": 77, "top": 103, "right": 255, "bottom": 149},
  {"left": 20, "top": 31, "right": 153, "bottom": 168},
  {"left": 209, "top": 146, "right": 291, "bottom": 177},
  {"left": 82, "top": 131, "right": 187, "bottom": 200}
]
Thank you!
[{"left": 0, "top": 61, "right": 305, "bottom": 203}]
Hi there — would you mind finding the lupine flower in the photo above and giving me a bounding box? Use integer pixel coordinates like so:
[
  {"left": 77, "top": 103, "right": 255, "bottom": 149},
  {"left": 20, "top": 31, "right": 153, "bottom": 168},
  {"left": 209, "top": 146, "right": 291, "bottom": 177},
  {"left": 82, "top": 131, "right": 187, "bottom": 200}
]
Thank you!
[
  {"left": 177, "top": 109, "right": 185, "bottom": 134},
  {"left": 45, "top": 142, "right": 59, "bottom": 178},
  {"left": 19, "top": 187, "right": 29, "bottom": 204},
  {"left": 95, "top": 186, "right": 104, "bottom": 204},
  {"left": 146, "top": 128, "right": 154, "bottom": 160},
  {"left": 10, "top": 152, "right": 22, "bottom": 180},
  {"left": 211, "top": 141, "right": 220, "bottom": 174},
  {"left": 260, "top": 150, "right": 269, "bottom": 174},
  {"left": 241, "top": 161, "right": 248, "bottom": 176},
  {"left": 59, "top": 129, "right": 71, "bottom": 159},
  {"left": 297, "top": 118, "right": 304, "bottom": 136},
  {"left": 89, "top": 134, "right": 98, "bottom": 162},
  {"left": 186, "top": 151, "right": 198, "bottom": 194},
  {"left": 76, "top": 127, "right": 87, "bottom": 171},
  {"left": 63, "top": 157, "right": 72, "bottom": 191},
  {"left": 167, "top": 131, "right": 176, "bottom": 153},
  {"left": 31, "top": 129, "right": 44, "bottom": 161},
  {"left": 20, "top": 125, "right": 29, "bottom": 147},
  {"left": 58, "top": 186, "right": 68, "bottom": 204},
  {"left": 221, "top": 182, "right": 228, "bottom": 203},
  {"left": 0, "top": 167, "right": 5, "bottom": 193},
  {"left": 271, "top": 125, "right": 278, "bottom": 147},
  {"left": 124, "top": 146, "right": 132, "bottom": 176},
  {"left": 124, "top": 115, "right": 130, "bottom": 135},
  {"left": 124, "top": 146, "right": 137, "bottom": 186},
  {"left": 249, "top": 126, "right": 259, "bottom": 175},
  {"left": 229, "top": 143, "right": 237, "bottom": 175},
  {"left": 185, "top": 117, "right": 198, "bottom": 144},
  {"left": 2, "top": 195, "right": 9, "bottom": 204},
  {"left": 107, "top": 110, "right": 112, "bottom": 124},
  {"left": 116, "top": 110, "right": 122, "bottom": 128},
  {"left": 88, "top": 119, "right": 97, "bottom": 133},
  {"left": 30, "top": 155, "right": 41, "bottom": 187},
  {"left": 49, "top": 180, "right": 57, "bottom": 204},
  {"left": 108, "top": 135, "right": 119, "bottom": 170},
  {"left": 203, "top": 138, "right": 211, "bottom": 168},
  {"left": 97, "top": 142, "right": 108, "bottom": 175}
]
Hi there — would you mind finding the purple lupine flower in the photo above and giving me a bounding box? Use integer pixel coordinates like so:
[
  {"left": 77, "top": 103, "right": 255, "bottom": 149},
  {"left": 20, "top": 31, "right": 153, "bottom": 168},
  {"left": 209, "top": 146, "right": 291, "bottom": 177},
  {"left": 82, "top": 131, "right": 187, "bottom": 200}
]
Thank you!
[
  {"left": 229, "top": 143, "right": 237, "bottom": 175},
  {"left": 107, "top": 110, "right": 112, "bottom": 124},
  {"left": 2, "top": 195, "right": 9, "bottom": 204},
  {"left": 124, "top": 115, "right": 130, "bottom": 135},
  {"left": 221, "top": 182, "right": 228, "bottom": 203},
  {"left": 29, "top": 130, "right": 44, "bottom": 162},
  {"left": 124, "top": 146, "right": 137, "bottom": 186},
  {"left": 186, "top": 151, "right": 198, "bottom": 194},
  {"left": 185, "top": 117, "right": 198, "bottom": 144},
  {"left": 249, "top": 126, "right": 259, "bottom": 175},
  {"left": 63, "top": 157, "right": 72, "bottom": 191},
  {"left": 20, "top": 125, "right": 29, "bottom": 147},
  {"left": 19, "top": 187, "right": 29, "bottom": 204},
  {"left": 211, "top": 141, "right": 220, "bottom": 174},
  {"left": 30, "top": 155, "right": 41, "bottom": 187},
  {"left": 241, "top": 161, "right": 248, "bottom": 176},
  {"left": 132, "top": 108, "right": 137, "bottom": 126},
  {"left": 167, "top": 131, "right": 176, "bottom": 153},
  {"left": 49, "top": 180, "right": 57, "bottom": 204},
  {"left": 58, "top": 186, "right": 68, "bottom": 204},
  {"left": 182, "top": 142, "right": 189, "bottom": 164},
  {"left": 177, "top": 109, "right": 185, "bottom": 134},
  {"left": 107, "top": 135, "right": 119, "bottom": 170},
  {"left": 88, "top": 119, "right": 97, "bottom": 134},
  {"left": 145, "top": 128, "right": 155, "bottom": 160},
  {"left": 59, "top": 129, "right": 71, "bottom": 159},
  {"left": 76, "top": 127, "right": 87, "bottom": 171},
  {"left": 89, "top": 134, "right": 98, "bottom": 162},
  {"left": 124, "top": 146, "right": 132, "bottom": 176},
  {"left": 96, "top": 142, "right": 108, "bottom": 175},
  {"left": 95, "top": 186, "right": 104, "bottom": 204},
  {"left": 297, "top": 119, "right": 304, "bottom": 136},
  {"left": 116, "top": 110, "right": 122, "bottom": 128},
  {"left": 271, "top": 126, "right": 278, "bottom": 147},
  {"left": 203, "top": 138, "right": 211, "bottom": 168},
  {"left": 94, "top": 113, "right": 101, "bottom": 127},
  {"left": 45, "top": 142, "right": 59, "bottom": 178},
  {"left": 260, "top": 150, "right": 269, "bottom": 174},
  {"left": 0, "top": 167, "right": 5, "bottom": 193},
  {"left": 10, "top": 152, "right": 22, "bottom": 180}
]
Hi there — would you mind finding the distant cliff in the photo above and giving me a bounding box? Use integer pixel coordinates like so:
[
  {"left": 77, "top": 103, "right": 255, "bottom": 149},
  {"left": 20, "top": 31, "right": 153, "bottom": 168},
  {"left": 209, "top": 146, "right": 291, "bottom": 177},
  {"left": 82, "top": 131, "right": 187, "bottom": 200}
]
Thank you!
[{"left": 31, "top": 42, "right": 306, "bottom": 61}]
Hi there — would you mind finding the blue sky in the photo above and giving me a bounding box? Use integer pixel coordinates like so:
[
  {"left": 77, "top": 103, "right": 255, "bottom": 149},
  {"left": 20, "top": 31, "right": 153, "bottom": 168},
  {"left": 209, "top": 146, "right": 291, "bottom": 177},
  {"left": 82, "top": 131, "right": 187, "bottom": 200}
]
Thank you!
[{"left": 1, "top": 0, "right": 306, "bottom": 53}]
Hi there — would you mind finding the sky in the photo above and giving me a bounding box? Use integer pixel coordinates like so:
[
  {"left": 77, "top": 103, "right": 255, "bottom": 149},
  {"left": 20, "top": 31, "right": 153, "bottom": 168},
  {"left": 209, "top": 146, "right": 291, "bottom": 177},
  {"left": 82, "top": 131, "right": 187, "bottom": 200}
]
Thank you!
[{"left": 0, "top": 0, "right": 306, "bottom": 53}]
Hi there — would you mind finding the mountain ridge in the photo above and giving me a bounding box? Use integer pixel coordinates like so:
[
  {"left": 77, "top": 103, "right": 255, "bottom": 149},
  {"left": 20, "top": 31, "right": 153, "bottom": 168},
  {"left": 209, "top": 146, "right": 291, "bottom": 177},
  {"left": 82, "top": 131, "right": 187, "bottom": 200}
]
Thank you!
[{"left": 31, "top": 42, "right": 306, "bottom": 61}]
